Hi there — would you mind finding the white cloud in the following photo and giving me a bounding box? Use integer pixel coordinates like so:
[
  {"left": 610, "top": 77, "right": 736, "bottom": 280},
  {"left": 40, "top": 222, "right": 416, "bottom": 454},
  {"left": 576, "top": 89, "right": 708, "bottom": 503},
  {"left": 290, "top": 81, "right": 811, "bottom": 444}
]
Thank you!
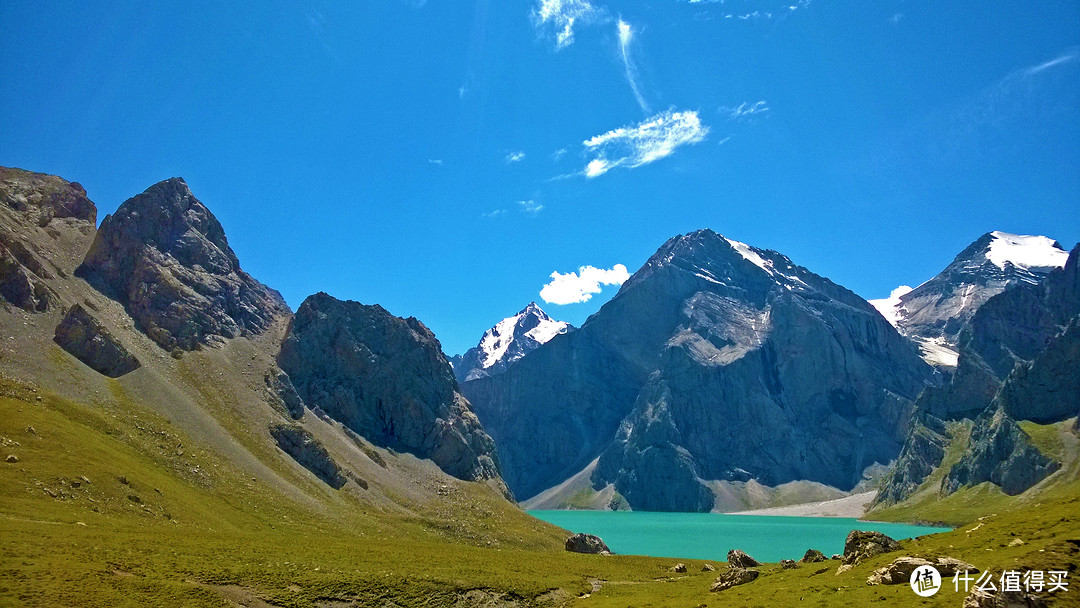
[
  {"left": 719, "top": 100, "right": 769, "bottom": 120},
  {"left": 518, "top": 200, "right": 544, "bottom": 215},
  {"left": 1023, "top": 49, "right": 1079, "bottom": 76},
  {"left": 617, "top": 19, "right": 650, "bottom": 113},
  {"left": 540, "top": 264, "right": 631, "bottom": 304},
  {"left": 581, "top": 109, "right": 709, "bottom": 177},
  {"left": 428, "top": 158, "right": 444, "bottom": 166},
  {"left": 480, "top": 209, "right": 507, "bottom": 218},
  {"left": 505, "top": 150, "right": 526, "bottom": 163},
  {"left": 533, "top": 0, "right": 601, "bottom": 49}
]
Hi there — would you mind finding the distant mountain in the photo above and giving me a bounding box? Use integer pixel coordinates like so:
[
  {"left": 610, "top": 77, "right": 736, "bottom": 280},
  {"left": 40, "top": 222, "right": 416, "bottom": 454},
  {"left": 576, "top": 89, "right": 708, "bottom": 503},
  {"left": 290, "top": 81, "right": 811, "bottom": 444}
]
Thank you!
[
  {"left": 450, "top": 302, "right": 573, "bottom": 384},
  {"left": 870, "top": 231, "right": 1068, "bottom": 368},
  {"left": 463, "top": 229, "right": 933, "bottom": 510}
]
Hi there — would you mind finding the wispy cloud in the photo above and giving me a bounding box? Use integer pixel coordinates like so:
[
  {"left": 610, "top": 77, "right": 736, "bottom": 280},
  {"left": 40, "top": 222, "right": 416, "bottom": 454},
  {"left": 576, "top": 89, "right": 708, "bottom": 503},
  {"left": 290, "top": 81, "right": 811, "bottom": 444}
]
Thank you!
[
  {"left": 617, "top": 19, "right": 650, "bottom": 113},
  {"left": 540, "top": 264, "right": 630, "bottom": 304},
  {"left": 480, "top": 209, "right": 506, "bottom": 218},
  {"left": 719, "top": 100, "right": 769, "bottom": 120},
  {"left": 533, "top": 0, "right": 602, "bottom": 50},
  {"left": 428, "top": 158, "right": 444, "bottom": 166},
  {"left": 505, "top": 151, "right": 526, "bottom": 163},
  {"left": 887, "top": 13, "right": 903, "bottom": 26},
  {"left": 684, "top": 0, "right": 812, "bottom": 21},
  {"left": 519, "top": 200, "right": 544, "bottom": 215},
  {"left": 581, "top": 109, "right": 709, "bottom": 177},
  {"left": 1024, "top": 49, "right": 1079, "bottom": 76}
]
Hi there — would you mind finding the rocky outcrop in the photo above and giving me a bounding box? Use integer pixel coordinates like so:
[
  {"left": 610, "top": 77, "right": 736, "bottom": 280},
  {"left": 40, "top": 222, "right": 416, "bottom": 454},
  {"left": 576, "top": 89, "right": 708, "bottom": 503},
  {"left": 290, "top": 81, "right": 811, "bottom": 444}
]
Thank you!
[
  {"left": 996, "top": 318, "right": 1080, "bottom": 424},
  {"left": 77, "top": 178, "right": 289, "bottom": 351},
  {"left": 801, "top": 549, "right": 826, "bottom": 563},
  {"left": 466, "top": 230, "right": 933, "bottom": 508},
  {"left": 264, "top": 371, "right": 305, "bottom": 420},
  {"left": 842, "top": 530, "right": 901, "bottom": 565},
  {"left": 727, "top": 549, "right": 760, "bottom": 568},
  {"left": 0, "top": 167, "right": 98, "bottom": 312},
  {"left": 710, "top": 567, "right": 759, "bottom": 592},
  {"left": 873, "top": 413, "right": 949, "bottom": 506},
  {"left": 564, "top": 533, "right": 610, "bottom": 554},
  {"left": 53, "top": 304, "right": 140, "bottom": 377},
  {"left": 866, "top": 556, "right": 977, "bottom": 585},
  {"left": 278, "top": 292, "right": 506, "bottom": 492},
  {"left": 943, "top": 408, "right": 1060, "bottom": 496},
  {"left": 450, "top": 302, "right": 573, "bottom": 384},
  {"left": 269, "top": 423, "right": 347, "bottom": 489}
]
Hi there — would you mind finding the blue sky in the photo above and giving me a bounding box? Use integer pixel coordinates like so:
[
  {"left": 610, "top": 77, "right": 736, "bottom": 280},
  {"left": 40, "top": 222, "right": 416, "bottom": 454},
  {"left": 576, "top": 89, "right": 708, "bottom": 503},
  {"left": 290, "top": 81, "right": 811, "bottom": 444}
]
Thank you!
[{"left": 2, "top": 1, "right": 1078, "bottom": 356}]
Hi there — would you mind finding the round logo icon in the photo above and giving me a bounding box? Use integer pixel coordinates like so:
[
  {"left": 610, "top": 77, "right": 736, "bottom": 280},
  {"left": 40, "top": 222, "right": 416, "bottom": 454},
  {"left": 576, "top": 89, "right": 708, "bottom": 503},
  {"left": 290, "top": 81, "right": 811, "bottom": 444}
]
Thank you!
[{"left": 910, "top": 565, "right": 942, "bottom": 597}]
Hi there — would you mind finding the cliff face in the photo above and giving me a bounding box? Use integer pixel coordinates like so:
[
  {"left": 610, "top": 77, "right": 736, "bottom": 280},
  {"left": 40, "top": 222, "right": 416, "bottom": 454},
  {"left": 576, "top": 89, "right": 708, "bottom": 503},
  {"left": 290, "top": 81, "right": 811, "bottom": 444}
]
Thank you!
[
  {"left": 466, "top": 230, "right": 933, "bottom": 509},
  {"left": 278, "top": 292, "right": 508, "bottom": 494},
  {"left": 77, "top": 178, "right": 289, "bottom": 351}
]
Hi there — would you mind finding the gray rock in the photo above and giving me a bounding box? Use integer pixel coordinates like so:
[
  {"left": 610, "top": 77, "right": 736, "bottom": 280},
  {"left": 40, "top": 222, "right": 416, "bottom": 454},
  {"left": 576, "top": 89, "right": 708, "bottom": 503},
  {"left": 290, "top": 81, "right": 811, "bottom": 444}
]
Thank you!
[
  {"left": 866, "top": 556, "right": 977, "bottom": 585},
  {"left": 842, "top": 530, "right": 901, "bottom": 565},
  {"left": 727, "top": 549, "right": 760, "bottom": 568},
  {"left": 5, "top": 454, "right": 18, "bottom": 463},
  {"left": 269, "top": 423, "right": 347, "bottom": 489},
  {"left": 467, "top": 229, "right": 933, "bottom": 509},
  {"left": 564, "top": 533, "right": 610, "bottom": 554},
  {"left": 264, "top": 371, "right": 305, "bottom": 419},
  {"left": 943, "top": 407, "right": 1060, "bottom": 496},
  {"left": 77, "top": 178, "right": 289, "bottom": 351},
  {"left": 669, "top": 563, "right": 687, "bottom": 573},
  {"left": 54, "top": 304, "right": 140, "bottom": 377},
  {"left": 710, "top": 567, "right": 759, "bottom": 592},
  {"left": 0, "top": 167, "right": 95, "bottom": 227},
  {"left": 701, "top": 564, "right": 716, "bottom": 572},
  {"left": 801, "top": 549, "right": 826, "bottom": 563},
  {"left": 780, "top": 559, "right": 797, "bottom": 569},
  {"left": 872, "top": 413, "right": 948, "bottom": 507},
  {"left": 278, "top": 293, "right": 508, "bottom": 494}
]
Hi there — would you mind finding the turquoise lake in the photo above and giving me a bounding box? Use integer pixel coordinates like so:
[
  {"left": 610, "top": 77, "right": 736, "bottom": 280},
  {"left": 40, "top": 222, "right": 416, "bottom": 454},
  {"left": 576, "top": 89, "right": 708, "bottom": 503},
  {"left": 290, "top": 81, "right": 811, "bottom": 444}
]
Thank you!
[{"left": 528, "top": 510, "right": 948, "bottom": 563}]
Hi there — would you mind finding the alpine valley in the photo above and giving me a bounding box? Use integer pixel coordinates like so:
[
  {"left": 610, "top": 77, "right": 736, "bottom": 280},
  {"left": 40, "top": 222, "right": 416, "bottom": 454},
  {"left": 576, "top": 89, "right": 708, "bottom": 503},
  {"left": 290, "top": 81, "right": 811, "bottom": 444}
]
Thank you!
[{"left": 2, "top": 166, "right": 1078, "bottom": 607}]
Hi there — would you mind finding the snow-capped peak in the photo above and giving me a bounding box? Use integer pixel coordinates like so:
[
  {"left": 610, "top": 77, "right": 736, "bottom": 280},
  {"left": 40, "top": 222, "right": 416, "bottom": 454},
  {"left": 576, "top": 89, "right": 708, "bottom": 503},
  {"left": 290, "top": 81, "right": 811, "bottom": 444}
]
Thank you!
[
  {"left": 985, "top": 231, "right": 1068, "bottom": 270},
  {"left": 475, "top": 302, "right": 570, "bottom": 370}
]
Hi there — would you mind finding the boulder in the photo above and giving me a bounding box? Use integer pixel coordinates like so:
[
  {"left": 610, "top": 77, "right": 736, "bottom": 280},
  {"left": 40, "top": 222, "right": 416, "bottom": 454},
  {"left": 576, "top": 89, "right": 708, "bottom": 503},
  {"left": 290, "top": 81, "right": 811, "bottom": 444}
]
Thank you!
[
  {"left": 701, "top": 564, "right": 716, "bottom": 572},
  {"left": 54, "top": 304, "right": 140, "bottom": 377},
  {"left": 727, "top": 549, "right": 760, "bottom": 568},
  {"left": 866, "top": 556, "right": 977, "bottom": 585},
  {"left": 780, "top": 559, "right": 797, "bottom": 569},
  {"left": 565, "top": 533, "right": 610, "bottom": 555},
  {"left": 842, "top": 530, "right": 902, "bottom": 565},
  {"left": 710, "top": 567, "right": 759, "bottom": 592},
  {"left": 669, "top": 563, "right": 687, "bottom": 573},
  {"left": 801, "top": 548, "right": 827, "bottom": 563}
]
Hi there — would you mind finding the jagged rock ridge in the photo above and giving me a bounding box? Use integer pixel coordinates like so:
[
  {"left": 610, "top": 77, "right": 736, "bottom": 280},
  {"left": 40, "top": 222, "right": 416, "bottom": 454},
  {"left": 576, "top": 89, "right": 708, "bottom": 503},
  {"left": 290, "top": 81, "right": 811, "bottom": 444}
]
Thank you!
[
  {"left": 450, "top": 301, "right": 573, "bottom": 384},
  {"left": 278, "top": 292, "right": 508, "bottom": 494},
  {"left": 77, "top": 178, "right": 289, "bottom": 351},
  {"left": 465, "top": 229, "right": 933, "bottom": 509}
]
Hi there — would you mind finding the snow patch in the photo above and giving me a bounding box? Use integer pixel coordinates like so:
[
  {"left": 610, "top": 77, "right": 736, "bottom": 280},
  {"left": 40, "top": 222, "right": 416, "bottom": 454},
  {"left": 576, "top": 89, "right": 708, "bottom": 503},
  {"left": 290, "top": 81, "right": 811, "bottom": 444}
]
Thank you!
[
  {"left": 525, "top": 318, "right": 570, "bottom": 344},
  {"left": 986, "top": 232, "right": 1067, "bottom": 270},
  {"left": 916, "top": 337, "right": 959, "bottom": 368},
  {"left": 868, "top": 285, "right": 913, "bottom": 326},
  {"left": 724, "top": 237, "right": 773, "bottom": 274}
]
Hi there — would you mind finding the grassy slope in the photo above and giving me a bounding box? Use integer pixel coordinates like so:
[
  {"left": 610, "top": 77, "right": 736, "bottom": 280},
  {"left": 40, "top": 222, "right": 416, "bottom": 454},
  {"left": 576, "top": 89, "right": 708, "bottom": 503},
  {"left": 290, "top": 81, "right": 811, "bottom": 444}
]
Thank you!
[{"left": 3, "top": 380, "right": 1079, "bottom": 607}]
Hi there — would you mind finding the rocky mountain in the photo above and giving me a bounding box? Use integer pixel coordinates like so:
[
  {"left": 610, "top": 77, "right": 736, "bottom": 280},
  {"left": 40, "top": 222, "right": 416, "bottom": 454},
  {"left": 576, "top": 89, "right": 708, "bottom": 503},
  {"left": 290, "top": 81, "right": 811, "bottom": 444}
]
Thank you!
[
  {"left": 76, "top": 177, "right": 290, "bottom": 352},
  {"left": 870, "top": 231, "right": 1068, "bottom": 368},
  {"left": 450, "top": 301, "right": 573, "bottom": 384},
  {"left": 463, "top": 229, "right": 934, "bottom": 510},
  {"left": 875, "top": 243, "right": 1079, "bottom": 506},
  {"left": 278, "top": 292, "right": 507, "bottom": 493}
]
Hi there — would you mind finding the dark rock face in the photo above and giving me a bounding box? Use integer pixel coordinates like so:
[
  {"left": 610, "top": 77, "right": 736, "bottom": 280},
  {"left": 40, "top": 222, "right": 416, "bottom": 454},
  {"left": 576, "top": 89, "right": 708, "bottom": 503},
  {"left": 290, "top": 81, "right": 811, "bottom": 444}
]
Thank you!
[
  {"left": 278, "top": 292, "right": 506, "bottom": 492},
  {"left": 727, "top": 549, "right": 760, "bottom": 568},
  {"left": 710, "top": 567, "right": 759, "bottom": 592},
  {"left": 451, "top": 302, "right": 573, "bottom": 384},
  {"left": 465, "top": 230, "right": 933, "bottom": 509},
  {"left": 0, "top": 167, "right": 96, "bottom": 227},
  {"left": 53, "top": 304, "right": 140, "bottom": 377},
  {"left": 0, "top": 244, "right": 55, "bottom": 312},
  {"left": 564, "top": 533, "right": 610, "bottom": 554},
  {"left": 873, "top": 413, "right": 948, "bottom": 507},
  {"left": 943, "top": 408, "right": 1060, "bottom": 496},
  {"left": 269, "top": 423, "right": 347, "bottom": 489},
  {"left": 996, "top": 317, "right": 1080, "bottom": 424},
  {"left": 842, "top": 530, "right": 901, "bottom": 565},
  {"left": 77, "top": 178, "right": 289, "bottom": 351}
]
